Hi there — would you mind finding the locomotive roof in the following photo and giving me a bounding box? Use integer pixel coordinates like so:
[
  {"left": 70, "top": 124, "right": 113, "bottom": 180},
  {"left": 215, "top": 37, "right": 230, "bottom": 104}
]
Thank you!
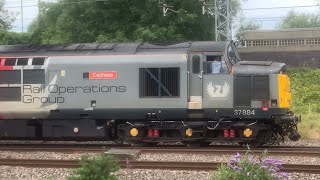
[{"left": 0, "top": 41, "right": 229, "bottom": 56}]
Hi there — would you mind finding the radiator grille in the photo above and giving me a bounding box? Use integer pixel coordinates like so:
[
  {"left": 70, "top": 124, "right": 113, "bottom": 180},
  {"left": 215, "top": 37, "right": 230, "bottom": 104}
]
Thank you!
[
  {"left": 0, "top": 70, "right": 21, "bottom": 84},
  {"left": 234, "top": 76, "right": 251, "bottom": 107},
  {"left": 0, "top": 87, "right": 21, "bottom": 101},
  {"left": 140, "top": 68, "right": 179, "bottom": 97},
  {"left": 253, "top": 76, "right": 269, "bottom": 100},
  {"left": 23, "top": 69, "right": 45, "bottom": 84}
]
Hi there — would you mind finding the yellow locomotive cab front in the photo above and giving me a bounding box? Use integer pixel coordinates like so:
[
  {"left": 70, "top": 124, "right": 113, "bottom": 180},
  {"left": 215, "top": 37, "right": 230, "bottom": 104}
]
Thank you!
[{"left": 278, "top": 74, "right": 292, "bottom": 109}]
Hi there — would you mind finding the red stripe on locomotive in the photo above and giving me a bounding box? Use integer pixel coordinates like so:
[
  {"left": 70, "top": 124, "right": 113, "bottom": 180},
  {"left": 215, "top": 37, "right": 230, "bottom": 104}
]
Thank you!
[{"left": 0, "top": 58, "right": 14, "bottom": 70}]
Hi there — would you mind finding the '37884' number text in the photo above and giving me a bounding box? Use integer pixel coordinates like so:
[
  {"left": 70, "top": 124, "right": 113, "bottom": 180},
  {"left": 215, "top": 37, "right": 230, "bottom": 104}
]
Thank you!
[{"left": 234, "top": 110, "right": 255, "bottom": 116}]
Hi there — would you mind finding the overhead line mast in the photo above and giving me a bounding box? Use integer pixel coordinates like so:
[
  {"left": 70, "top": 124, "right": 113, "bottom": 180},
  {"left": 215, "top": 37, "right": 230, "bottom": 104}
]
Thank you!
[
  {"left": 21, "top": 0, "right": 24, "bottom": 32},
  {"left": 159, "top": 0, "right": 232, "bottom": 41},
  {"left": 200, "top": 0, "right": 232, "bottom": 41}
]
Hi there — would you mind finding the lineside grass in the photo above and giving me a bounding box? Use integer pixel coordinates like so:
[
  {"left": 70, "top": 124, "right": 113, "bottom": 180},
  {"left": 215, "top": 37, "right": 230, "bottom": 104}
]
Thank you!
[
  {"left": 297, "top": 113, "right": 320, "bottom": 139},
  {"left": 288, "top": 68, "right": 320, "bottom": 139}
]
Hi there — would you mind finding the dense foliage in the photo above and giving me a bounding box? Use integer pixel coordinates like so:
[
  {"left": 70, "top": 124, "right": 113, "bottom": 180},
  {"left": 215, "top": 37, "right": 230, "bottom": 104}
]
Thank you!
[
  {"left": 287, "top": 68, "right": 320, "bottom": 114},
  {"left": 68, "top": 153, "right": 119, "bottom": 180},
  {"left": 0, "top": 30, "right": 31, "bottom": 45},
  {"left": 278, "top": 10, "right": 320, "bottom": 29},
  {"left": 0, "top": 0, "right": 12, "bottom": 30},
  {"left": 0, "top": 0, "right": 24, "bottom": 45},
  {"left": 213, "top": 151, "right": 288, "bottom": 180},
  {"left": 287, "top": 68, "right": 320, "bottom": 139},
  {"left": 28, "top": 0, "right": 240, "bottom": 44}
]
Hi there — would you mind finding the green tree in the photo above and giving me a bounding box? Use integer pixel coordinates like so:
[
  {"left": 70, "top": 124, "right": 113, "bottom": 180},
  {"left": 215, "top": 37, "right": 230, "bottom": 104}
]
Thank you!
[
  {"left": 0, "top": 0, "right": 12, "bottom": 30},
  {"left": 277, "top": 10, "right": 320, "bottom": 29},
  {"left": 29, "top": 0, "right": 240, "bottom": 44},
  {"left": 0, "top": 30, "right": 30, "bottom": 45},
  {"left": 234, "top": 20, "right": 260, "bottom": 46},
  {"left": 0, "top": 0, "right": 29, "bottom": 45}
]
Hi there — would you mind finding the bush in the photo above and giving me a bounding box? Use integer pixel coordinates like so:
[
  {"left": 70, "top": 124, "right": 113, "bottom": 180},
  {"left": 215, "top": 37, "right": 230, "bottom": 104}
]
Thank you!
[
  {"left": 213, "top": 150, "right": 288, "bottom": 180},
  {"left": 287, "top": 68, "right": 320, "bottom": 114},
  {"left": 287, "top": 68, "right": 320, "bottom": 139},
  {"left": 68, "top": 153, "right": 119, "bottom": 180}
]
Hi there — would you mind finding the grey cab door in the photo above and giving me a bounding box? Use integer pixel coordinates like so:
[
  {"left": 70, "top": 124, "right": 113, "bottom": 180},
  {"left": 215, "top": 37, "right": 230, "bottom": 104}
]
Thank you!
[
  {"left": 202, "top": 53, "right": 234, "bottom": 109},
  {"left": 188, "top": 53, "right": 203, "bottom": 109}
]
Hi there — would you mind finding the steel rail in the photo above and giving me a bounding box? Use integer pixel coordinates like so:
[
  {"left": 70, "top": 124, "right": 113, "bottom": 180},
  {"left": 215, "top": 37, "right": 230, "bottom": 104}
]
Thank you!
[
  {"left": 139, "top": 148, "right": 320, "bottom": 157},
  {"left": 0, "top": 159, "right": 319, "bottom": 174},
  {"left": 0, "top": 145, "right": 320, "bottom": 157},
  {"left": 0, "top": 142, "right": 319, "bottom": 150}
]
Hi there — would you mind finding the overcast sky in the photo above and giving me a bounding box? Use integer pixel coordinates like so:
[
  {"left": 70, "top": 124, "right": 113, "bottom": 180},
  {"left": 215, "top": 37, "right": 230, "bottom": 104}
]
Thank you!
[{"left": 5, "top": 0, "right": 320, "bottom": 33}]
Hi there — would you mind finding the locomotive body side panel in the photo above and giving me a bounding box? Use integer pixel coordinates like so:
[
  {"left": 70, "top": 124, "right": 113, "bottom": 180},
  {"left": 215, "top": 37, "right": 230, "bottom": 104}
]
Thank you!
[
  {"left": 0, "top": 57, "right": 50, "bottom": 119},
  {"left": 0, "top": 54, "right": 188, "bottom": 120}
]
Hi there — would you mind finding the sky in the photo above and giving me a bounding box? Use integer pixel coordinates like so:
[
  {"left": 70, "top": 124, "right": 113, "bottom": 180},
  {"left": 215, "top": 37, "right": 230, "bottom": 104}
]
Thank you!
[
  {"left": 238, "top": 0, "right": 319, "bottom": 29},
  {"left": 4, "top": 0, "right": 320, "bottom": 33}
]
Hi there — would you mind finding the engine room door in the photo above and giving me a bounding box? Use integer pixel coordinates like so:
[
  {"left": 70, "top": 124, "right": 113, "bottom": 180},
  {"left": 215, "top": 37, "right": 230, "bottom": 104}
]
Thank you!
[{"left": 188, "top": 54, "right": 203, "bottom": 109}]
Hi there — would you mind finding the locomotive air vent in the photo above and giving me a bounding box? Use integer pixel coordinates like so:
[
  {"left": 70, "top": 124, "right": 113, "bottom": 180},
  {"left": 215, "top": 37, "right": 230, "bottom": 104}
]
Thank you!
[
  {"left": 17, "top": 58, "right": 29, "bottom": 66},
  {"left": 139, "top": 67, "right": 180, "bottom": 97},
  {"left": 32, "top": 57, "right": 45, "bottom": 65},
  {"left": 4, "top": 58, "right": 16, "bottom": 66},
  {"left": 0, "top": 70, "right": 21, "bottom": 84}
]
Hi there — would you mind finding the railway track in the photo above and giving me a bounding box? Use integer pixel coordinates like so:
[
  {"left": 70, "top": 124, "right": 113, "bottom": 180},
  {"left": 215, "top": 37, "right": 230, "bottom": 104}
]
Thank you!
[
  {"left": 0, "top": 144, "right": 319, "bottom": 157},
  {"left": 0, "top": 159, "right": 319, "bottom": 174}
]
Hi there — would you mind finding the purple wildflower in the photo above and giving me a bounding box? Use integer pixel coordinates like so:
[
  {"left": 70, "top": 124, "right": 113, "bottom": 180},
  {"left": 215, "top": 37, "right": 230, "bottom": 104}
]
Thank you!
[
  {"left": 229, "top": 158, "right": 238, "bottom": 164},
  {"left": 231, "top": 165, "right": 239, "bottom": 171},
  {"left": 232, "top": 166, "right": 242, "bottom": 171},
  {"left": 227, "top": 162, "right": 234, "bottom": 169},
  {"left": 274, "top": 161, "right": 282, "bottom": 166},
  {"left": 273, "top": 167, "right": 280, "bottom": 171},
  {"left": 261, "top": 166, "right": 268, "bottom": 169},
  {"left": 279, "top": 172, "right": 289, "bottom": 178},
  {"left": 263, "top": 158, "right": 275, "bottom": 165},
  {"left": 268, "top": 169, "right": 276, "bottom": 173},
  {"left": 234, "top": 152, "right": 241, "bottom": 159}
]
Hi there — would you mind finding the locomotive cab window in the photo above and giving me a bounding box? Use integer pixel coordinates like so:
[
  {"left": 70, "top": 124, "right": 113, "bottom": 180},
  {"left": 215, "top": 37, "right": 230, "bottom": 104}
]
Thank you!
[
  {"left": 192, "top": 55, "right": 200, "bottom": 74},
  {"left": 205, "top": 55, "right": 228, "bottom": 74},
  {"left": 227, "top": 44, "right": 241, "bottom": 65}
]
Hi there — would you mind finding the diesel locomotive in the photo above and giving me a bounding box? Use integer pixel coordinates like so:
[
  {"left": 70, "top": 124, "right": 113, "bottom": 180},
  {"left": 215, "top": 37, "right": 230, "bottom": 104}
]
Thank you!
[{"left": 0, "top": 41, "right": 300, "bottom": 146}]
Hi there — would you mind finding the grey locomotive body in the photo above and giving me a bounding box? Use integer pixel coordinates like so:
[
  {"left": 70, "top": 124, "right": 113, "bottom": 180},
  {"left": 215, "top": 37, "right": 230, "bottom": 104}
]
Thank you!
[{"left": 0, "top": 41, "right": 300, "bottom": 146}]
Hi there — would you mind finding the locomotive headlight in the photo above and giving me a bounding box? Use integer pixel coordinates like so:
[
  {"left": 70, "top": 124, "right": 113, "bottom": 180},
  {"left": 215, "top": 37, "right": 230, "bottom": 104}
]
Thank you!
[
  {"left": 243, "top": 128, "right": 253, "bottom": 138},
  {"left": 185, "top": 128, "right": 193, "bottom": 137},
  {"left": 130, "top": 128, "right": 139, "bottom": 137}
]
